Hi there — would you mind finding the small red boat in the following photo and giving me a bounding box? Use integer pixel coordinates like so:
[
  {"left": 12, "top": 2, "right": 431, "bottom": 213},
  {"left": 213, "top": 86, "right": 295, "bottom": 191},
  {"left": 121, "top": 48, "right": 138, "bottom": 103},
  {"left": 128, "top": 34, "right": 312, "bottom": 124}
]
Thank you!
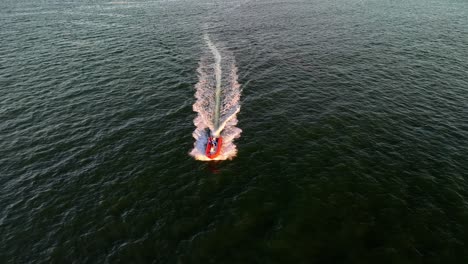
[{"left": 205, "top": 136, "right": 222, "bottom": 159}]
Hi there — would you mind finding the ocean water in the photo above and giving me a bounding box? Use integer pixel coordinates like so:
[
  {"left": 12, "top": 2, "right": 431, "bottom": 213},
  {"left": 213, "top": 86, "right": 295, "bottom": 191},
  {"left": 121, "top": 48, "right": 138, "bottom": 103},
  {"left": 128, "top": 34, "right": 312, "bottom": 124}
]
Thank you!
[{"left": 1, "top": 0, "right": 468, "bottom": 262}]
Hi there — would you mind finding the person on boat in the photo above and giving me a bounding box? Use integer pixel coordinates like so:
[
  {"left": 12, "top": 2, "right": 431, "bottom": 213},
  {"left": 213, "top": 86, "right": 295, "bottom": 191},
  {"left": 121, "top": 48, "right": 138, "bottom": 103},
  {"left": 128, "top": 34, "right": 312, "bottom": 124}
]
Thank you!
[{"left": 210, "top": 137, "right": 217, "bottom": 152}]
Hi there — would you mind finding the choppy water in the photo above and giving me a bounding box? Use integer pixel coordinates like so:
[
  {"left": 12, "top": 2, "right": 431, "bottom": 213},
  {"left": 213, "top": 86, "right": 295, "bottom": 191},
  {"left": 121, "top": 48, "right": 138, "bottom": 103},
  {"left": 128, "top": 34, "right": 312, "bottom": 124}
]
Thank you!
[{"left": 1, "top": 0, "right": 468, "bottom": 262}]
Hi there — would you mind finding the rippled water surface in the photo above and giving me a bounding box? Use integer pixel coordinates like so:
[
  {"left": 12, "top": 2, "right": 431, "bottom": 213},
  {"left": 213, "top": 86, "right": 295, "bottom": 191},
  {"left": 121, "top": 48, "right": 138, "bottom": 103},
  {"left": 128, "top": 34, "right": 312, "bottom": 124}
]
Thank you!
[{"left": 1, "top": 0, "right": 468, "bottom": 262}]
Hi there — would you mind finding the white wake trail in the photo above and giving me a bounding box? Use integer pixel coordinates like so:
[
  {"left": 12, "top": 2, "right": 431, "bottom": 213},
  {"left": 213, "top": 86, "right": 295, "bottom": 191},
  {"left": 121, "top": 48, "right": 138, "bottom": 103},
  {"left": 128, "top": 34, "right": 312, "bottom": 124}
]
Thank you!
[
  {"left": 205, "top": 35, "right": 222, "bottom": 134},
  {"left": 190, "top": 34, "right": 242, "bottom": 161}
]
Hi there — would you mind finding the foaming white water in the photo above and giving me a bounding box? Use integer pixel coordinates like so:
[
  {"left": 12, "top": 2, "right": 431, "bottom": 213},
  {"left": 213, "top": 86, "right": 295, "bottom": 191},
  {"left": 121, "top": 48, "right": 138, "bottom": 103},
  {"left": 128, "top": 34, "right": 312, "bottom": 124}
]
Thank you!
[{"left": 190, "top": 35, "right": 242, "bottom": 161}]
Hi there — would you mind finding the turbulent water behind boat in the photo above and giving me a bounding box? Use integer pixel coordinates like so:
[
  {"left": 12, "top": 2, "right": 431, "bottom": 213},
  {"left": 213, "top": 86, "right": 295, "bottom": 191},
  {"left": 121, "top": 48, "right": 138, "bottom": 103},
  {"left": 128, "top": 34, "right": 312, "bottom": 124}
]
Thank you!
[{"left": 190, "top": 35, "right": 241, "bottom": 161}]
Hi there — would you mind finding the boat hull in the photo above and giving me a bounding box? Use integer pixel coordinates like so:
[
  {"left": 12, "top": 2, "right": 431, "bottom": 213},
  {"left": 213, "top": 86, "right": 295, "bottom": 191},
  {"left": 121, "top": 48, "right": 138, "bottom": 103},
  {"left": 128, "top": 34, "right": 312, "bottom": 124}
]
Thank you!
[{"left": 206, "top": 136, "right": 222, "bottom": 159}]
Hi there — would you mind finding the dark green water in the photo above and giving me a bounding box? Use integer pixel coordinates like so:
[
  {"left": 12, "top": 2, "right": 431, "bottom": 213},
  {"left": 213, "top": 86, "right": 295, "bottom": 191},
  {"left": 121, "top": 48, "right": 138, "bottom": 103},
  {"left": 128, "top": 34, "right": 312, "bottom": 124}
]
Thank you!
[{"left": 1, "top": 0, "right": 468, "bottom": 262}]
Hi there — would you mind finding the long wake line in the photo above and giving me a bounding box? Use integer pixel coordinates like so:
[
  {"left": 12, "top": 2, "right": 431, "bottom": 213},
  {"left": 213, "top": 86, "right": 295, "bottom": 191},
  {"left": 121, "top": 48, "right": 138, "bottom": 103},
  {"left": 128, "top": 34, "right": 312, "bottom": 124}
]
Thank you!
[
  {"left": 190, "top": 34, "right": 242, "bottom": 161},
  {"left": 205, "top": 35, "right": 222, "bottom": 136}
]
